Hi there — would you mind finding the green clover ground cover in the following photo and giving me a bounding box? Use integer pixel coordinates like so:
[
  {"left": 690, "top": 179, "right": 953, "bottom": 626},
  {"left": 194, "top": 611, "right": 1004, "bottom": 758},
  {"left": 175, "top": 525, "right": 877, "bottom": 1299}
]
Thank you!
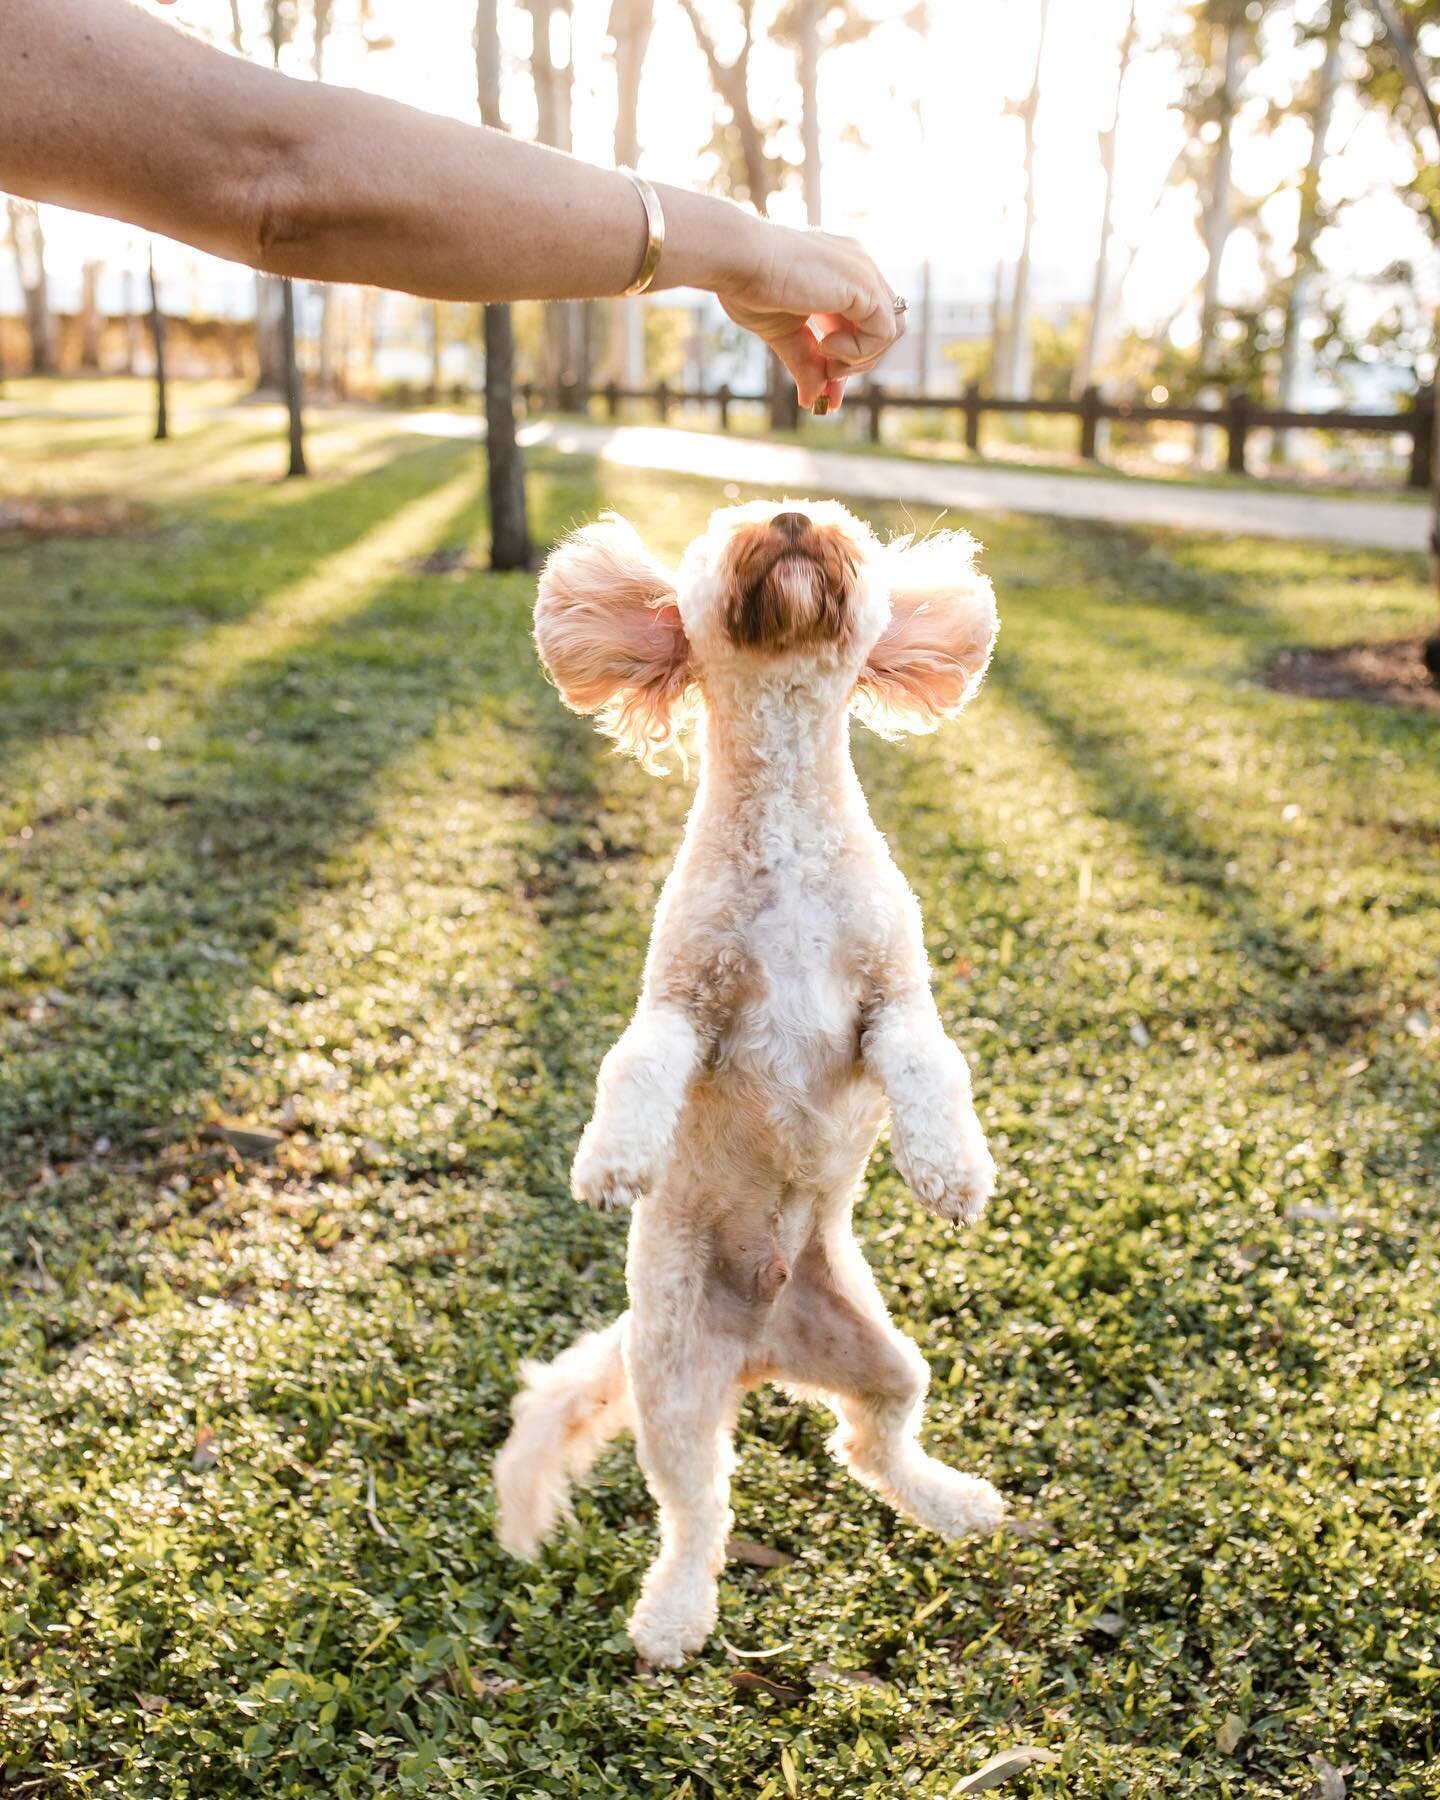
[{"left": 1, "top": 388, "right": 1437, "bottom": 1797}]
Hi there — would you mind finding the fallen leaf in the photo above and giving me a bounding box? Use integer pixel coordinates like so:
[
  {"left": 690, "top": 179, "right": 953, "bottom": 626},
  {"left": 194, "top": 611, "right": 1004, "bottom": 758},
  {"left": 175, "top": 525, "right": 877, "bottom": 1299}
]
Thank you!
[
  {"left": 211, "top": 1119, "right": 283, "bottom": 1159},
  {"left": 954, "top": 1746, "right": 1061, "bottom": 1792},
  {"left": 727, "top": 1536, "right": 795, "bottom": 1568},
  {"left": 1309, "top": 1755, "right": 1345, "bottom": 1800},
  {"left": 729, "top": 1670, "right": 807, "bottom": 1705},
  {"left": 1216, "top": 1713, "right": 1246, "bottom": 1755}
]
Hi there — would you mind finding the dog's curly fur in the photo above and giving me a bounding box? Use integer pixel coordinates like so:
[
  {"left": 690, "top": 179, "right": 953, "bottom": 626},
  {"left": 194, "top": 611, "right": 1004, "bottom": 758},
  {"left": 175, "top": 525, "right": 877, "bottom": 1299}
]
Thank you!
[{"left": 493, "top": 498, "right": 1004, "bottom": 1667}]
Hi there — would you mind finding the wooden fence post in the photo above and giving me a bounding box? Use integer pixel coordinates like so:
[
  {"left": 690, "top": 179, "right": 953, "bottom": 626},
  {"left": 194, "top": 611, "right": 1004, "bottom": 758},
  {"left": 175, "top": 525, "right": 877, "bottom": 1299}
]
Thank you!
[
  {"left": 1225, "top": 389, "right": 1251, "bottom": 475},
  {"left": 717, "top": 382, "right": 731, "bottom": 433},
  {"left": 1409, "top": 382, "right": 1435, "bottom": 491},
  {"left": 605, "top": 379, "right": 620, "bottom": 420},
  {"left": 656, "top": 378, "right": 670, "bottom": 424},
  {"left": 963, "top": 381, "right": 982, "bottom": 454},
  {"left": 1079, "top": 385, "right": 1101, "bottom": 461},
  {"left": 867, "top": 383, "right": 884, "bottom": 445}
]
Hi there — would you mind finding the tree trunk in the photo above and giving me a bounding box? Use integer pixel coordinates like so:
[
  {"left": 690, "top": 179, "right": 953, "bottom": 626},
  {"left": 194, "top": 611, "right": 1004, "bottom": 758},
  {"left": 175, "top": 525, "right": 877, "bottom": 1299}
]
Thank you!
[
  {"left": 990, "top": 255, "right": 1009, "bottom": 397},
  {"left": 121, "top": 265, "right": 140, "bottom": 374},
  {"left": 79, "top": 261, "right": 104, "bottom": 370},
  {"left": 1198, "top": 19, "right": 1243, "bottom": 381},
  {"left": 1075, "top": 0, "right": 1136, "bottom": 397},
  {"left": 148, "top": 246, "right": 169, "bottom": 442},
  {"left": 1004, "top": 0, "right": 1050, "bottom": 399},
  {"left": 6, "top": 199, "right": 54, "bottom": 376},
  {"left": 678, "top": 0, "right": 771, "bottom": 211},
  {"left": 281, "top": 278, "right": 307, "bottom": 477},
  {"left": 429, "top": 301, "right": 443, "bottom": 401},
  {"left": 476, "top": 0, "right": 532, "bottom": 571},
  {"left": 526, "top": 0, "right": 581, "bottom": 396},
  {"left": 797, "top": 0, "right": 822, "bottom": 226},
  {"left": 254, "top": 274, "right": 285, "bottom": 391},
  {"left": 610, "top": 0, "right": 655, "bottom": 387},
  {"left": 1273, "top": 1, "right": 1342, "bottom": 463}
]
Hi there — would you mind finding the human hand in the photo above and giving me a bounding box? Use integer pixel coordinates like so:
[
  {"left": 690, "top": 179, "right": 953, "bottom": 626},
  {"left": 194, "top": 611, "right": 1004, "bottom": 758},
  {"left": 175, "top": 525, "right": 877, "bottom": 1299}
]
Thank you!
[{"left": 715, "top": 222, "right": 906, "bottom": 415}]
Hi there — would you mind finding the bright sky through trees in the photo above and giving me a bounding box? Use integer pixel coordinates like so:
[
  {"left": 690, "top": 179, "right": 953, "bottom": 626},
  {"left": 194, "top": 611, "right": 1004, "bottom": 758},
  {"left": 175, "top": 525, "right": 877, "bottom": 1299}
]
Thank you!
[{"left": 17, "top": 0, "right": 1440, "bottom": 352}]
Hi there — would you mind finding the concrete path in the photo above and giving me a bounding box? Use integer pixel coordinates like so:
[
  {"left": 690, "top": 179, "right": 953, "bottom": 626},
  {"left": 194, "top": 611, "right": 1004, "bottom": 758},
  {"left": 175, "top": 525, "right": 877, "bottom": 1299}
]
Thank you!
[{"left": 489, "top": 419, "right": 1427, "bottom": 554}]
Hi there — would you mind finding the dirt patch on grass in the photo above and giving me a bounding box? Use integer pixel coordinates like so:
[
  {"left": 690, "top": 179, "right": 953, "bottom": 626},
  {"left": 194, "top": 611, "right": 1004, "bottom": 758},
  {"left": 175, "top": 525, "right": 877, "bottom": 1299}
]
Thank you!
[
  {"left": 1266, "top": 635, "right": 1440, "bottom": 713},
  {"left": 0, "top": 496, "right": 149, "bottom": 540}
]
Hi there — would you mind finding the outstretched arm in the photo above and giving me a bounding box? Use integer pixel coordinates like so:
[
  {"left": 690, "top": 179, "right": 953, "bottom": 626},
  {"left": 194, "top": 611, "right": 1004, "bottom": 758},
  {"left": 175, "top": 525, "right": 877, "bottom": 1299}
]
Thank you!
[
  {"left": 570, "top": 1000, "right": 702, "bottom": 1211},
  {"left": 863, "top": 976, "right": 996, "bottom": 1227},
  {"left": 0, "top": 0, "right": 904, "bottom": 408}
]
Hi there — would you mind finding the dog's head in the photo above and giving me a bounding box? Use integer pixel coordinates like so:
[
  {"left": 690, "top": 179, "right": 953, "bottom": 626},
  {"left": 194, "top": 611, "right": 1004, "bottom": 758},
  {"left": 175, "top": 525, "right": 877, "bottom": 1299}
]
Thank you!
[{"left": 534, "top": 498, "right": 998, "bottom": 769}]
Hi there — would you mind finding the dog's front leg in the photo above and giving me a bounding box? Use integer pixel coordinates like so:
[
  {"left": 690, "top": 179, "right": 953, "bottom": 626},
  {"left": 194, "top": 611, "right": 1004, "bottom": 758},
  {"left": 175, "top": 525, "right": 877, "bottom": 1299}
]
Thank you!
[
  {"left": 863, "top": 988, "right": 995, "bottom": 1225},
  {"left": 570, "top": 1001, "right": 700, "bottom": 1210}
]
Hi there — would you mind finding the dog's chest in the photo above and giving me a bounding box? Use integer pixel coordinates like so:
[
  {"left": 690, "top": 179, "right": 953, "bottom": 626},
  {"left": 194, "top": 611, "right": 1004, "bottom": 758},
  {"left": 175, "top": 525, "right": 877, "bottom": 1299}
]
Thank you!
[{"left": 726, "top": 885, "right": 860, "bottom": 1081}]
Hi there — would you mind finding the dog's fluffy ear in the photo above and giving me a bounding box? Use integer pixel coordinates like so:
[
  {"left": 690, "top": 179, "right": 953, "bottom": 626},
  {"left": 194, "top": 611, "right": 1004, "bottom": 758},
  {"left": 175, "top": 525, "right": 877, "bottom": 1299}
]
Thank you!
[
  {"left": 535, "top": 513, "right": 691, "bottom": 769},
  {"left": 854, "top": 530, "right": 998, "bottom": 736}
]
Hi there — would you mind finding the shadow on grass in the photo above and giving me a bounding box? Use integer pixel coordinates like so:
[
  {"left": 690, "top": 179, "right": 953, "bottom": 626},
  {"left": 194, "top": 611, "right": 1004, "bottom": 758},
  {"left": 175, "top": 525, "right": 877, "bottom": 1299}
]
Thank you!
[
  {"left": 0, "top": 438, "right": 467, "bottom": 768},
  {"left": 990, "top": 646, "right": 1377, "bottom": 1054},
  {"left": 0, "top": 457, "right": 609, "bottom": 1250}
]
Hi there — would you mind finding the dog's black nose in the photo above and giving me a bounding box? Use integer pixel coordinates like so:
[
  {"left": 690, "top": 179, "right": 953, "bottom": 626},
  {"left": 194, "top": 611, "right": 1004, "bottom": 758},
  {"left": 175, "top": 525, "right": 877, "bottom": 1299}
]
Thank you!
[{"left": 772, "top": 510, "right": 810, "bottom": 540}]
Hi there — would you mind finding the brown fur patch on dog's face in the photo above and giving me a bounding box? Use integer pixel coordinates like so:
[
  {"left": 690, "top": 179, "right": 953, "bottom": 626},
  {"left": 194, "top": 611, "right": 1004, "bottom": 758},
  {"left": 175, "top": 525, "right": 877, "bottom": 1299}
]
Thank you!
[{"left": 720, "top": 516, "right": 859, "bottom": 652}]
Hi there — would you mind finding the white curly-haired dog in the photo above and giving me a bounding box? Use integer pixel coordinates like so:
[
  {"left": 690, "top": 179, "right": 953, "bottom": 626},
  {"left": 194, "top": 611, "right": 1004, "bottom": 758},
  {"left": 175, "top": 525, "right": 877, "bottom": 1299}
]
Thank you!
[{"left": 493, "top": 497, "right": 1003, "bottom": 1667}]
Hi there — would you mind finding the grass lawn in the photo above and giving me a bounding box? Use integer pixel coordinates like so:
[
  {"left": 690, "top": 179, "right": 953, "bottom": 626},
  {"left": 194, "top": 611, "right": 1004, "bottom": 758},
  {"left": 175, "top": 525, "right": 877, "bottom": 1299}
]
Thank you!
[{"left": 1, "top": 382, "right": 1438, "bottom": 1798}]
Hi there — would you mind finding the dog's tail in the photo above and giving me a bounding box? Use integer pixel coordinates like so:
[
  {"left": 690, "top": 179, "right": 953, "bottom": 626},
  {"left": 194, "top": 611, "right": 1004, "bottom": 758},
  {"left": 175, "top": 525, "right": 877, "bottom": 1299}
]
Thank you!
[{"left": 493, "top": 1315, "right": 633, "bottom": 1558}]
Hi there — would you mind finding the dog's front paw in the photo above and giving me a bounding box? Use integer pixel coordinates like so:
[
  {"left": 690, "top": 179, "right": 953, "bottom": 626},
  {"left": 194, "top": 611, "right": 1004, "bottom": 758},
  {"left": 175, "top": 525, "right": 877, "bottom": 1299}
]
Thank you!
[
  {"left": 896, "top": 1115, "right": 996, "bottom": 1226},
  {"left": 569, "top": 1126, "right": 656, "bottom": 1212}
]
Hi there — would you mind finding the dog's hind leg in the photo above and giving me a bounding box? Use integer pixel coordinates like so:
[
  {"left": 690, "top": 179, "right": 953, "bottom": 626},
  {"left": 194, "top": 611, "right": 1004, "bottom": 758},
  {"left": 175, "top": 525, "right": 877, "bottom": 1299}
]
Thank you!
[
  {"left": 624, "top": 1257, "right": 745, "bottom": 1668},
  {"left": 493, "top": 1315, "right": 634, "bottom": 1558},
  {"left": 772, "top": 1228, "right": 1005, "bottom": 1540}
]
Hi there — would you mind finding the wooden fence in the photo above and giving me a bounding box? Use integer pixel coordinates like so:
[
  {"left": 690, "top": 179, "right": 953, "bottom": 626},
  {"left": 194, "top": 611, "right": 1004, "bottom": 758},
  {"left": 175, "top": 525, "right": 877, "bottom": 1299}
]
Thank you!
[{"left": 517, "top": 377, "right": 1436, "bottom": 491}]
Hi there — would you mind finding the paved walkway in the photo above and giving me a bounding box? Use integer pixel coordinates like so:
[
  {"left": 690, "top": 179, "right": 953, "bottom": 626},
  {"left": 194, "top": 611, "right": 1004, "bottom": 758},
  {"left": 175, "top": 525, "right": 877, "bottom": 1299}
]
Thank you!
[{"left": 492, "top": 420, "right": 1427, "bottom": 554}]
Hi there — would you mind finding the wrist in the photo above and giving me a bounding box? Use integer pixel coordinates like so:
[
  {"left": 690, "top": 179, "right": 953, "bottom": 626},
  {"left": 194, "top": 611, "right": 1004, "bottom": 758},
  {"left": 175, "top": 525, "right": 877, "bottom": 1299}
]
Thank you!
[{"left": 650, "top": 183, "right": 765, "bottom": 296}]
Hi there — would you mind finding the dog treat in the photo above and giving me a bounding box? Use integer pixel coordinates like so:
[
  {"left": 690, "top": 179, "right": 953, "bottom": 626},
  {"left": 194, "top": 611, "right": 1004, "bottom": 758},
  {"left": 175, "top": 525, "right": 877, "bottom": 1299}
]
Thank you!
[{"left": 496, "top": 500, "right": 1003, "bottom": 1667}]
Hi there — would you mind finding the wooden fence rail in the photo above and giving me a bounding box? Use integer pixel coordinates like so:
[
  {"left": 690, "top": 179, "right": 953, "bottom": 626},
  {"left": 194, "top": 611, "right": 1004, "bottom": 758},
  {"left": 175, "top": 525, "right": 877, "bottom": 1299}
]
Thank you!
[{"left": 517, "top": 377, "right": 1435, "bottom": 491}]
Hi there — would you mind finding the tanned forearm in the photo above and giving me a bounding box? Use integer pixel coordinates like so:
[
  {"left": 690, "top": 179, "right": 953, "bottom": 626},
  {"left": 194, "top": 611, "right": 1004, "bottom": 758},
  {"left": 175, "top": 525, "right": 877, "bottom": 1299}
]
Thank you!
[
  {"left": 0, "top": 0, "right": 760, "bottom": 303},
  {"left": 0, "top": 0, "right": 907, "bottom": 407}
]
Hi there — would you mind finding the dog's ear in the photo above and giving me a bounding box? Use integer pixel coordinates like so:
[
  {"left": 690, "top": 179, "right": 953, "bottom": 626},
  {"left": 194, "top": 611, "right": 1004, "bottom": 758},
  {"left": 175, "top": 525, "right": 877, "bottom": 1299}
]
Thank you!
[
  {"left": 535, "top": 513, "right": 691, "bottom": 769},
  {"left": 854, "top": 530, "right": 998, "bottom": 736}
]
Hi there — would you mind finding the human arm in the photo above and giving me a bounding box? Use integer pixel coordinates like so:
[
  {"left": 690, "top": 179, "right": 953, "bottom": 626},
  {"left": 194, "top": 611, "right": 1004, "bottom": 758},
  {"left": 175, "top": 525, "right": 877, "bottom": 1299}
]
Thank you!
[{"left": 0, "top": 0, "right": 903, "bottom": 408}]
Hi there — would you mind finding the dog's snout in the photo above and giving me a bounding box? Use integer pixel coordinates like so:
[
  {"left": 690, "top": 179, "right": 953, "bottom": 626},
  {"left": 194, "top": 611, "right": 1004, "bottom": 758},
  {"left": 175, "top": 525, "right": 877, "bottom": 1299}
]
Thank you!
[{"left": 771, "top": 510, "right": 810, "bottom": 541}]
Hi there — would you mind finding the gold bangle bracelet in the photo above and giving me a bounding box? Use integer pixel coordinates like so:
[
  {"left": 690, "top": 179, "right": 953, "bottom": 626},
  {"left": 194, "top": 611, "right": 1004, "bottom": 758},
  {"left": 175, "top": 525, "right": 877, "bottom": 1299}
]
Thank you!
[{"left": 617, "top": 168, "right": 665, "bottom": 298}]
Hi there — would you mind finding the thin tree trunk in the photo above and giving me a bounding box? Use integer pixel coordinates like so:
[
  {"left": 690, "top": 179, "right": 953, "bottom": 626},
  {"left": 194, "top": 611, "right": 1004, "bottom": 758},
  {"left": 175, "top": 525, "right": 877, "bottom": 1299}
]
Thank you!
[
  {"left": 1005, "top": 0, "right": 1050, "bottom": 399},
  {"left": 281, "top": 278, "right": 307, "bottom": 477},
  {"left": 678, "top": 0, "right": 771, "bottom": 211},
  {"left": 526, "top": 0, "right": 580, "bottom": 396},
  {"left": 6, "top": 199, "right": 54, "bottom": 375},
  {"left": 148, "top": 245, "right": 168, "bottom": 442},
  {"left": 610, "top": 0, "right": 655, "bottom": 388},
  {"left": 430, "top": 301, "right": 443, "bottom": 401},
  {"left": 1198, "top": 19, "right": 1243, "bottom": 380},
  {"left": 1076, "top": 0, "right": 1137, "bottom": 397},
  {"left": 269, "top": 9, "right": 307, "bottom": 471},
  {"left": 798, "top": 0, "right": 822, "bottom": 227},
  {"left": 79, "top": 261, "right": 104, "bottom": 370},
  {"left": 477, "top": 0, "right": 532, "bottom": 570},
  {"left": 1273, "top": 1, "right": 1343, "bottom": 462},
  {"left": 990, "top": 255, "right": 1009, "bottom": 397}
]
